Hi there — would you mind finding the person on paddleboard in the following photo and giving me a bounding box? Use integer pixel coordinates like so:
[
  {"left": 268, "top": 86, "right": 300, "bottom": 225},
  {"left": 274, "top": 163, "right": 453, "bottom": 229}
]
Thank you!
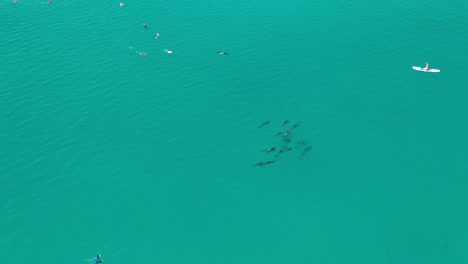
[{"left": 424, "top": 62, "right": 430, "bottom": 70}]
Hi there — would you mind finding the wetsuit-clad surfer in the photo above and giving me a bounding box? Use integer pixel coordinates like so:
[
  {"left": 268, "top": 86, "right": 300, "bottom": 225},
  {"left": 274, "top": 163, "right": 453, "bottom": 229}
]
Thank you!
[{"left": 282, "top": 120, "right": 290, "bottom": 127}]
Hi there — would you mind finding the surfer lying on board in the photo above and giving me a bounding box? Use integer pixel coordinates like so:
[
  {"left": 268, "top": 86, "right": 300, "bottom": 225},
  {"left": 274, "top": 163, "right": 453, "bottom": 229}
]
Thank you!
[
  {"left": 217, "top": 51, "right": 229, "bottom": 55},
  {"left": 85, "top": 254, "right": 106, "bottom": 264},
  {"left": 424, "top": 62, "right": 430, "bottom": 70}
]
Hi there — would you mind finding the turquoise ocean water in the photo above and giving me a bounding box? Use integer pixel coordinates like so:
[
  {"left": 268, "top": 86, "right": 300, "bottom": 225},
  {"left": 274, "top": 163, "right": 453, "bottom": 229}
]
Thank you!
[{"left": 1, "top": 0, "right": 468, "bottom": 263}]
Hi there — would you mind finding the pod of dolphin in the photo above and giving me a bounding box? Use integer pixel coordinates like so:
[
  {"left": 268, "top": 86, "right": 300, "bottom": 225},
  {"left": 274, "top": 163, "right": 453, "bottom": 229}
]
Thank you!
[{"left": 253, "top": 120, "right": 312, "bottom": 167}]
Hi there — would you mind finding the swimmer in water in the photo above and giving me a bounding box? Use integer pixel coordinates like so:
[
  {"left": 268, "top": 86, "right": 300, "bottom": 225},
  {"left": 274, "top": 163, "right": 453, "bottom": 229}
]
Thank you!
[
  {"left": 424, "top": 62, "right": 430, "bottom": 70},
  {"left": 276, "top": 132, "right": 283, "bottom": 136},
  {"left": 154, "top": 33, "right": 160, "bottom": 38},
  {"left": 281, "top": 120, "right": 290, "bottom": 127},
  {"left": 164, "top": 49, "right": 174, "bottom": 54},
  {"left": 143, "top": 23, "right": 149, "bottom": 28},
  {"left": 120, "top": 2, "right": 125, "bottom": 6},
  {"left": 217, "top": 51, "right": 229, "bottom": 55},
  {"left": 41, "top": 0, "right": 52, "bottom": 3},
  {"left": 284, "top": 130, "right": 292, "bottom": 136},
  {"left": 13, "top": 0, "right": 19, "bottom": 3},
  {"left": 139, "top": 52, "right": 148, "bottom": 56},
  {"left": 258, "top": 121, "right": 270, "bottom": 128}
]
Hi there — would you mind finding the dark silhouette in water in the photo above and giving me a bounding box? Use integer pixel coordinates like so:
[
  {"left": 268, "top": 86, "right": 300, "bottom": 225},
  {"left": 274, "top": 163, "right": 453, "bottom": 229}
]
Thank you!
[
  {"left": 253, "top": 162, "right": 264, "bottom": 167},
  {"left": 262, "top": 147, "right": 276, "bottom": 153},
  {"left": 252, "top": 161, "right": 275, "bottom": 167},
  {"left": 292, "top": 122, "right": 301, "bottom": 129},
  {"left": 276, "top": 132, "right": 283, "bottom": 136},
  {"left": 298, "top": 146, "right": 312, "bottom": 158},
  {"left": 258, "top": 121, "right": 270, "bottom": 128},
  {"left": 281, "top": 120, "right": 290, "bottom": 127},
  {"left": 217, "top": 51, "right": 229, "bottom": 55},
  {"left": 275, "top": 146, "right": 292, "bottom": 157},
  {"left": 296, "top": 140, "right": 308, "bottom": 147}
]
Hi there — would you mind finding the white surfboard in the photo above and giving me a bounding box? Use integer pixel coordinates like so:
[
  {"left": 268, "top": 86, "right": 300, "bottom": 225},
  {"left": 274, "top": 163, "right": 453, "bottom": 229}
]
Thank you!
[{"left": 412, "top": 66, "right": 440, "bottom": 72}]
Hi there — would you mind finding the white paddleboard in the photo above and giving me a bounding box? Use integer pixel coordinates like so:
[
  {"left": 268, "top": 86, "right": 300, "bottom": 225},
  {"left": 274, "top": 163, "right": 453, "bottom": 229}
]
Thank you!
[{"left": 412, "top": 66, "right": 440, "bottom": 72}]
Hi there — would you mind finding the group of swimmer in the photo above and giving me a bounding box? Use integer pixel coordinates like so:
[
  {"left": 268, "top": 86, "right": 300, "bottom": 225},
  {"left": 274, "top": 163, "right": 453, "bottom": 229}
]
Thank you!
[
  {"left": 133, "top": 24, "right": 169, "bottom": 56},
  {"left": 15, "top": 1, "right": 229, "bottom": 56},
  {"left": 13, "top": 0, "right": 51, "bottom": 3},
  {"left": 252, "top": 120, "right": 312, "bottom": 167},
  {"left": 135, "top": 22, "right": 228, "bottom": 56}
]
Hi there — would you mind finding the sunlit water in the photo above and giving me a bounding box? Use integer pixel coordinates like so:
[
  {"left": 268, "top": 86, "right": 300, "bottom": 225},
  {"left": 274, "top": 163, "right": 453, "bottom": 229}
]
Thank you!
[{"left": 1, "top": 0, "right": 468, "bottom": 263}]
